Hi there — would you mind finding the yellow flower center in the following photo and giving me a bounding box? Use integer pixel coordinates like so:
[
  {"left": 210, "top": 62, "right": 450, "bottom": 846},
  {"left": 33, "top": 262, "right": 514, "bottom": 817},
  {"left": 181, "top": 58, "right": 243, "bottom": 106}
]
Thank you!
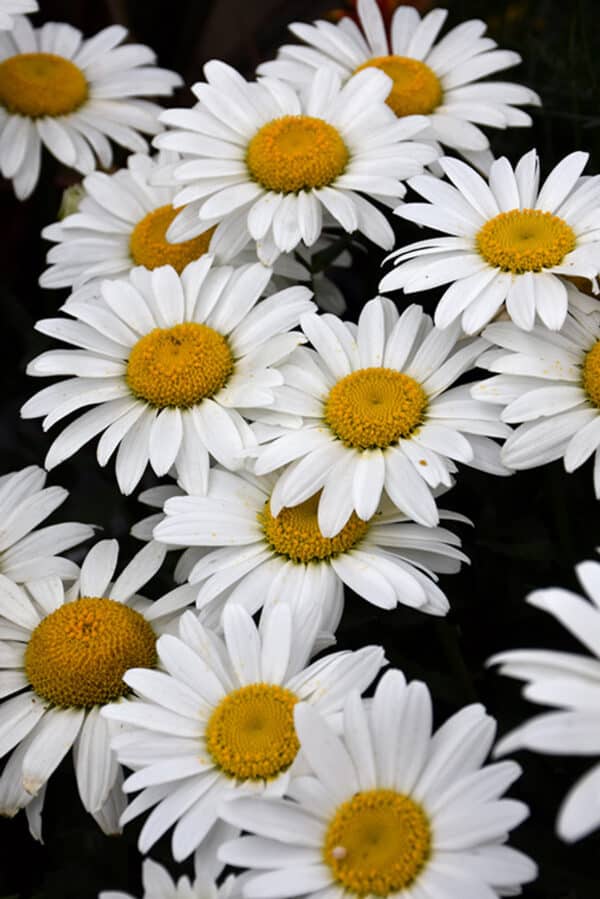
[
  {"left": 476, "top": 208, "right": 576, "bottom": 274},
  {"left": 325, "top": 367, "right": 428, "bottom": 449},
  {"left": 355, "top": 55, "right": 442, "bottom": 117},
  {"left": 24, "top": 597, "right": 157, "bottom": 709},
  {"left": 129, "top": 205, "right": 216, "bottom": 273},
  {"left": 246, "top": 115, "right": 349, "bottom": 193},
  {"left": 582, "top": 339, "right": 600, "bottom": 408},
  {"left": 205, "top": 683, "right": 299, "bottom": 780},
  {"left": 324, "top": 789, "right": 431, "bottom": 897},
  {"left": 0, "top": 52, "right": 88, "bottom": 118},
  {"left": 259, "top": 493, "right": 370, "bottom": 562},
  {"left": 126, "top": 322, "right": 234, "bottom": 408}
]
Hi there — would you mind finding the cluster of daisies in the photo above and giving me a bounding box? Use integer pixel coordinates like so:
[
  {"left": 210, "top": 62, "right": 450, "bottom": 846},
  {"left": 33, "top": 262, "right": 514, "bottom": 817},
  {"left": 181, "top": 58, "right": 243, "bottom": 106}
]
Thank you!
[{"left": 1, "top": 0, "right": 600, "bottom": 896}]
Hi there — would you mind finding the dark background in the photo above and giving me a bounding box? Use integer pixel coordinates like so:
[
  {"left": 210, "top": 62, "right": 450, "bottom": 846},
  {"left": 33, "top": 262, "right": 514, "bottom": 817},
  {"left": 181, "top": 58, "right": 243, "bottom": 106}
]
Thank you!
[{"left": 1, "top": 0, "right": 600, "bottom": 896}]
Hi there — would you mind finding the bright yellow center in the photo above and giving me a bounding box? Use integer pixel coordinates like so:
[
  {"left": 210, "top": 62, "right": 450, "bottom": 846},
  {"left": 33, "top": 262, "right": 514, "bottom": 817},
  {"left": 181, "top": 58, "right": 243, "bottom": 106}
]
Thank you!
[
  {"left": 246, "top": 115, "right": 349, "bottom": 193},
  {"left": 324, "top": 789, "right": 431, "bottom": 897},
  {"left": 126, "top": 322, "right": 234, "bottom": 408},
  {"left": 582, "top": 340, "right": 600, "bottom": 408},
  {"left": 24, "top": 597, "right": 157, "bottom": 709},
  {"left": 476, "top": 209, "right": 576, "bottom": 274},
  {"left": 129, "top": 205, "right": 215, "bottom": 273},
  {"left": 260, "top": 493, "right": 369, "bottom": 562},
  {"left": 205, "top": 683, "right": 299, "bottom": 780},
  {"left": 355, "top": 55, "right": 442, "bottom": 117},
  {"left": 0, "top": 52, "right": 88, "bottom": 117},
  {"left": 325, "top": 368, "right": 427, "bottom": 449}
]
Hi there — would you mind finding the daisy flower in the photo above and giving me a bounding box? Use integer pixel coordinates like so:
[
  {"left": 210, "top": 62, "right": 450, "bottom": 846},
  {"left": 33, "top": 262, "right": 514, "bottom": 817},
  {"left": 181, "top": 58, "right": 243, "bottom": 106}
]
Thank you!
[
  {"left": 0, "top": 16, "right": 181, "bottom": 199},
  {"left": 153, "top": 60, "right": 437, "bottom": 262},
  {"left": 472, "top": 304, "right": 600, "bottom": 495},
  {"left": 0, "top": 1, "right": 37, "bottom": 31},
  {"left": 102, "top": 602, "right": 386, "bottom": 861},
  {"left": 0, "top": 464, "right": 93, "bottom": 587},
  {"left": 100, "top": 857, "right": 240, "bottom": 899},
  {"left": 258, "top": 0, "right": 540, "bottom": 171},
  {"left": 253, "top": 297, "right": 510, "bottom": 534},
  {"left": 219, "top": 669, "right": 537, "bottom": 898},
  {"left": 490, "top": 558, "right": 600, "bottom": 842},
  {"left": 22, "top": 258, "right": 315, "bottom": 495},
  {"left": 153, "top": 467, "right": 469, "bottom": 625},
  {"left": 380, "top": 150, "right": 600, "bottom": 334},
  {"left": 0, "top": 537, "right": 185, "bottom": 839},
  {"left": 40, "top": 151, "right": 350, "bottom": 313}
]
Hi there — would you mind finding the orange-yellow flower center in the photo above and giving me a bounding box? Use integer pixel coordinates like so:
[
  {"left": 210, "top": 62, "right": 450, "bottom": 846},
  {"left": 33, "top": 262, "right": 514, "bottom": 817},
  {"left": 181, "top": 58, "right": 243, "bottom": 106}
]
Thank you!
[
  {"left": 260, "top": 493, "right": 369, "bottom": 561},
  {"left": 324, "top": 789, "right": 431, "bottom": 896},
  {"left": 476, "top": 208, "right": 576, "bottom": 274},
  {"left": 205, "top": 683, "right": 299, "bottom": 780},
  {"left": 129, "top": 205, "right": 216, "bottom": 273},
  {"left": 582, "top": 339, "right": 600, "bottom": 408},
  {"left": 355, "top": 55, "right": 442, "bottom": 117},
  {"left": 24, "top": 597, "right": 157, "bottom": 708},
  {"left": 246, "top": 115, "right": 349, "bottom": 193},
  {"left": 0, "top": 52, "right": 88, "bottom": 117},
  {"left": 325, "top": 367, "right": 428, "bottom": 449},
  {"left": 126, "top": 322, "right": 234, "bottom": 408}
]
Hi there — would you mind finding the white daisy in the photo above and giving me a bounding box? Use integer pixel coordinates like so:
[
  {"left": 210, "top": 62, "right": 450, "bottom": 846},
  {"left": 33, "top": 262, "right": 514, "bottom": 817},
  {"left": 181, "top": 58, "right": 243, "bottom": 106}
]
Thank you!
[
  {"left": 0, "top": 16, "right": 181, "bottom": 199},
  {"left": 0, "top": 464, "right": 93, "bottom": 586},
  {"left": 0, "top": 538, "right": 184, "bottom": 840},
  {"left": 153, "top": 467, "right": 469, "bottom": 627},
  {"left": 0, "top": 1, "right": 36, "bottom": 31},
  {"left": 102, "top": 602, "right": 386, "bottom": 861},
  {"left": 22, "top": 258, "right": 315, "bottom": 495},
  {"left": 258, "top": 0, "right": 540, "bottom": 171},
  {"left": 153, "top": 59, "right": 438, "bottom": 263},
  {"left": 100, "top": 857, "right": 240, "bottom": 899},
  {"left": 472, "top": 303, "right": 600, "bottom": 495},
  {"left": 380, "top": 150, "right": 600, "bottom": 334},
  {"left": 219, "top": 669, "right": 537, "bottom": 898},
  {"left": 252, "top": 296, "right": 510, "bottom": 534},
  {"left": 39, "top": 150, "right": 350, "bottom": 314},
  {"left": 490, "top": 558, "right": 600, "bottom": 842}
]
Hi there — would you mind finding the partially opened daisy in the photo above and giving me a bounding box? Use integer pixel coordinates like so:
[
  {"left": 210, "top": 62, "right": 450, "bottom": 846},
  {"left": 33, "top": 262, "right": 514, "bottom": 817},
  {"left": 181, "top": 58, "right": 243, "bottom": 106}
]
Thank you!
[
  {"left": 23, "top": 258, "right": 314, "bottom": 495},
  {"left": 153, "top": 60, "right": 437, "bottom": 262},
  {"left": 490, "top": 559, "right": 600, "bottom": 843},
  {"left": 258, "top": 0, "right": 540, "bottom": 171},
  {"left": 100, "top": 857, "right": 240, "bottom": 899},
  {"left": 0, "top": 538, "right": 185, "bottom": 839},
  {"left": 40, "top": 151, "right": 349, "bottom": 313},
  {"left": 219, "top": 669, "right": 537, "bottom": 898},
  {"left": 253, "top": 297, "right": 510, "bottom": 534},
  {"left": 0, "top": 16, "right": 181, "bottom": 199},
  {"left": 472, "top": 305, "right": 600, "bottom": 494},
  {"left": 102, "top": 602, "right": 385, "bottom": 861},
  {"left": 0, "top": 464, "right": 93, "bottom": 587},
  {"left": 153, "top": 467, "right": 469, "bottom": 624},
  {"left": 380, "top": 150, "right": 600, "bottom": 333},
  {"left": 0, "top": 1, "right": 36, "bottom": 31}
]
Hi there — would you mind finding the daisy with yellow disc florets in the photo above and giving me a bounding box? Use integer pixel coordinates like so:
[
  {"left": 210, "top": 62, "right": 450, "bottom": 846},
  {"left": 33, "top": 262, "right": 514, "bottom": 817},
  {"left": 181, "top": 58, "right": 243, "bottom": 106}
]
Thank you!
[
  {"left": 0, "top": 16, "right": 181, "bottom": 198},
  {"left": 259, "top": 0, "right": 540, "bottom": 171},
  {"left": 253, "top": 297, "right": 510, "bottom": 534},
  {"left": 218, "top": 669, "right": 537, "bottom": 898},
  {"left": 22, "top": 258, "right": 315, "bottom": 495},
  {"left": 0, "top": 464, "right": 93, "bottom": 587},
  {"left": 472, "top": 303, "right": 600, "bottom": 494},
  {"left": 153, "top": 60, "right": 438, "bottom": 263},
  {"left": 0, "top": 1, "right": 36, "bottom": 31},
  {"left": 0, "top": 538, "right": 185, "bottom": 839},
  {"left": 380, "top": 150, "right": 600, "bottom": 333},
  {"left": 102, "top": 602, "right": 385, "bottom": 861},
  {"left": 152, "top": 468, "right": 469, "bottom": 625}
]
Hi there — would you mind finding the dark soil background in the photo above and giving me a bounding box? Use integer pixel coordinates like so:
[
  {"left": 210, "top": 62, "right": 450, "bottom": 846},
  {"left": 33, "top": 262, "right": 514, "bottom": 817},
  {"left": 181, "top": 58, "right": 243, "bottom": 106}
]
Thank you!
[{"left": 1, "top": 1, "right": 599, "bottom": 897}]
